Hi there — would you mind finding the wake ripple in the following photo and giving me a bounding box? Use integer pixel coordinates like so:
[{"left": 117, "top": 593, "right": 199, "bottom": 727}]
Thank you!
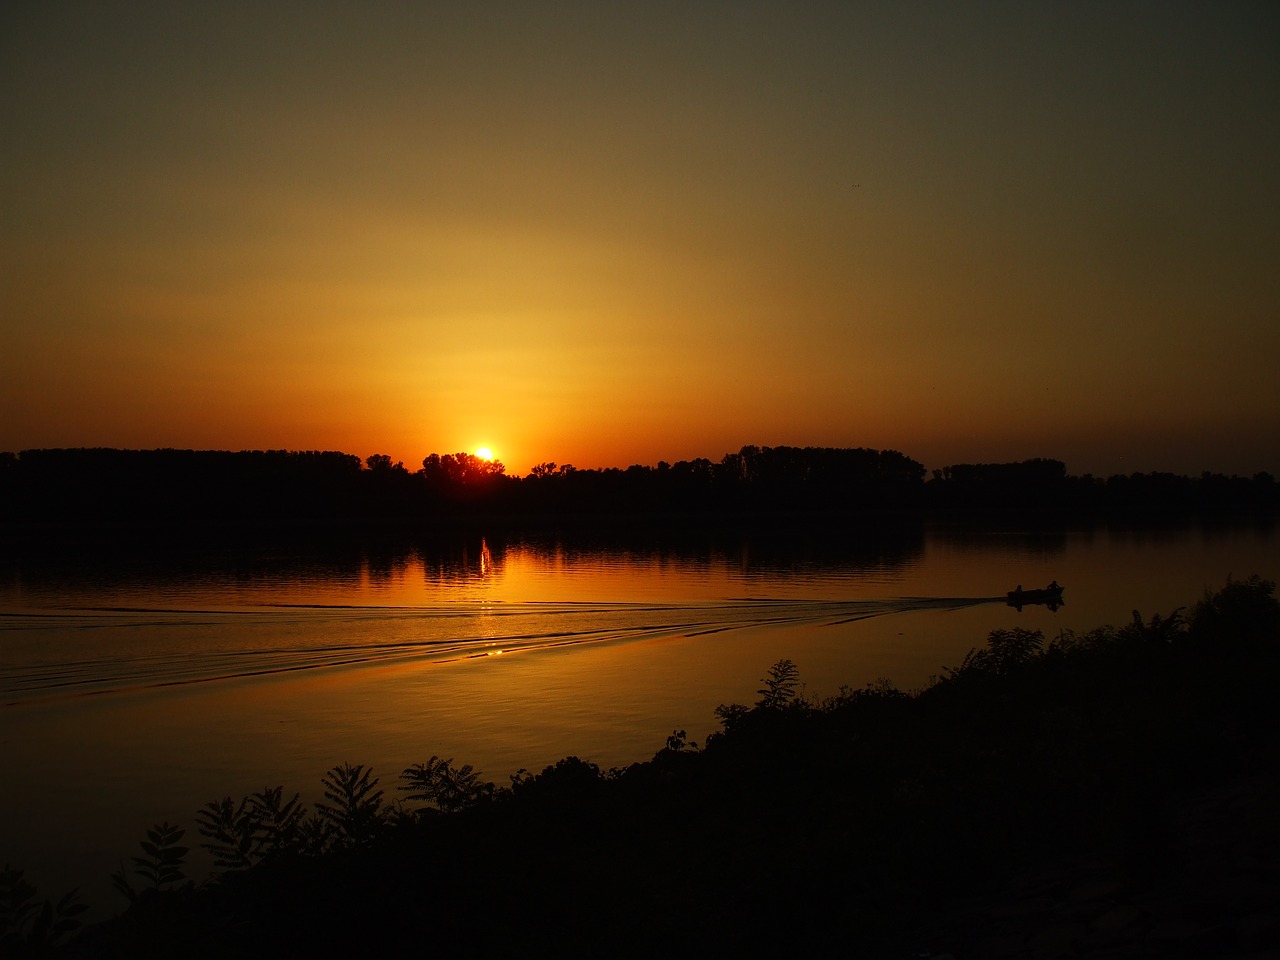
[{"left": 0, "top": 596, "right": 991, "bottom": 706}]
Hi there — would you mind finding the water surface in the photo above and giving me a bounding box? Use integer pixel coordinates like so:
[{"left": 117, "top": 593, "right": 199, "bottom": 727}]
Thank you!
[{"left": 0, "top": 518, "right": 1274, "bottom": 913}]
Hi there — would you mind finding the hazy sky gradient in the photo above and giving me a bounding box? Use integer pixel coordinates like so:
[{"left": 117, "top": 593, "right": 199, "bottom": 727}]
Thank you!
[{"left": 4, "top": 1, "right": 1278, "bottom": 476}]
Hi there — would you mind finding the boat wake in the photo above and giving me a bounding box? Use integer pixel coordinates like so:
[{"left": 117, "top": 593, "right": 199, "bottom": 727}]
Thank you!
[{"left": 0, "top": 596, "right": 991, "bottom": 706}]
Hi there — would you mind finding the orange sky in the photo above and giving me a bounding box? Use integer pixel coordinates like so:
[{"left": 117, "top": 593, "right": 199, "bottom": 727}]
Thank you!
[{"left": 3, "top": 2, "right": 1278, "bottom": 477}]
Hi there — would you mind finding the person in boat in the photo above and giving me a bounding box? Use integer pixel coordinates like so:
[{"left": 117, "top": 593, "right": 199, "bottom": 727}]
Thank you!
[{"left": 1048, "top": 580, "right": 1060, "bottom": 591}]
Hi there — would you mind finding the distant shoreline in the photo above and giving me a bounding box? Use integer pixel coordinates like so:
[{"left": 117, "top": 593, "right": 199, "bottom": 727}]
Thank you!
[{"left": 3, "top": 446, "right": 1277, "bottom": 530}]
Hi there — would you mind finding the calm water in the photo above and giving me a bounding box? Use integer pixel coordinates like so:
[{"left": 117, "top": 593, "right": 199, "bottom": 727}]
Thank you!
[{"left": 1, "top": 518, "right": 1275, "bottom": 913}]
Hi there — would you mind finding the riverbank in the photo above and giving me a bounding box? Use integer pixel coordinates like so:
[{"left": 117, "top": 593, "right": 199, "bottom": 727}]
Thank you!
[{"left": 908, "top": 771, "right": 1280, "bottom": 958}]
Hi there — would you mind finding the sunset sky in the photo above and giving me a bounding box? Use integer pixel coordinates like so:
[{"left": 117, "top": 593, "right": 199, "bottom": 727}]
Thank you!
[{"left": 4, "top": 2, "right": 1278, "bottom": 477}]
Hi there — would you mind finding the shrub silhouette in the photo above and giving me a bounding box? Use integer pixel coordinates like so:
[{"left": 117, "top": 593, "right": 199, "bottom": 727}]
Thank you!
[
  {"left": 1117, "top": 607, "right": 1186, "bottom": 647},
  {"left": 195, "top": 797, "right": 257, "bottom": 871},
  {"left": 944, "top": 626, "right": 1045, "bottom": 680},
  {"left": 196, "top": 786, "right": 307, "bottom": 869},
  {"left": 110, "top": 822, "right": 188, "bottom": 902},
  {"left": 508, "top": 756, "right": 606, "bottom": 805},
  {"left": 756, "top": 657, "right": 802, "bottom": 707},
  {"left": 0, "top": 864, "right": 86, "bottom": 952},
  {"left": 399, "top": 757, "right": 494, "bottom": 815},
  {"left": 663, "top": 729, "right": 698, "bottom": 752},
  {"left": 714, "top": 658, "right": 808, "bottom": 736},
  {"left": 314, "top": 763, "right": 384, "bottom": 847},
  {"left": 245, "top": 785, "right": 307, "bottom": 857},
  {"left": 1188, "top": 574, "right": 1280, "bottom": 649}
]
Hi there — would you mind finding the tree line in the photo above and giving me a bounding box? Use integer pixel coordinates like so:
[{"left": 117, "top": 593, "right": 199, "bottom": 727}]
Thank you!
[{"left": 0, "top": 446, "right": 1275, "bottom": 526}]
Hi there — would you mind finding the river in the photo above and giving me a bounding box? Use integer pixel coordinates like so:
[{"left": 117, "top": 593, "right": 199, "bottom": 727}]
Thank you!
[{"left": 0, "top": 515, "right": 1274, "bottom": 915}]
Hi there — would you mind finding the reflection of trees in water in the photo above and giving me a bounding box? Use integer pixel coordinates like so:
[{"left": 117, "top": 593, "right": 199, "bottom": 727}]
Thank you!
[
  {"left": 1104, "top": 513, "right": 1277, "bottom": 546},
  {"left": 0, "top": 522, "right": 928, "bottom": 596},
  {"left": 924, "top": 514, "right": 1279, "bottom": 571},
  {"left": 503, "top": 519, "right": 926, "bottom": 578},
  {"left": 0, "top": 530, "right": 511, "bottom": 598},
  {"left": 411, "top": 535, "right": 502, "bottom": 584},
  {"left": 729, "top": 520, "right": 925, "bottom": 576},
  {"left": 926, "top": 522, "right": 1072, "bottom": 559},
  {"left": 5, "top": 511, "right": 1273, "bottom": 600},
  {"left": 214, "top": 534, "right": 507, "bottom": 587}
]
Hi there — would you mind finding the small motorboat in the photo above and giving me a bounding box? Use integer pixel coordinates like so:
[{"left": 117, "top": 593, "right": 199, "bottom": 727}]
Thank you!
[{"left": 1006, "top": 582, "right": 1064, "bottom": 611}]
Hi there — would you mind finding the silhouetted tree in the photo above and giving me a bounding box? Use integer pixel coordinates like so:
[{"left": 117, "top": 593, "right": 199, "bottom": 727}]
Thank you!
[
  {"left": 1, "top": 445, "right": 1273, "bottom": 525},
  {"left": 364, "top": 453, "right": 406, "bottom": 473}
]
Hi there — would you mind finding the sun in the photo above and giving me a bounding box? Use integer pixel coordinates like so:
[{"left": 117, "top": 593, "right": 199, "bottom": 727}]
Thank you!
[{"left": 475, "top": 446, "right": 494, "bottom": 461}]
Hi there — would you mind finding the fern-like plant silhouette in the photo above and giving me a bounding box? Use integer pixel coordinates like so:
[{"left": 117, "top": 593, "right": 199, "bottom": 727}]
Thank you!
[
  {"left": 945, "top": 627, "right": 1045, "bottom": 680},
  {"left": 196, "top": 796, "right": 257, "bottom": 870},
  {"left": 248, "top": 785, "right": 306, "bottom": 856},
  {"left": 197, "top": 786, "right": 307, "bottom": 869},
  {"left": 400, "top": 756, "right": 493, "bottom": 815},
  {"left": 756, "top": 658, "right": 801, "bottom": 707},
  {"left": 315, "top": 763, "right": 384, "bottom": 846},
  {"left": 1, "top": 863, "right": 87, "bottom": 952},
  {"left": 110, "top": 822, "right": 188, "bottom": 902}
]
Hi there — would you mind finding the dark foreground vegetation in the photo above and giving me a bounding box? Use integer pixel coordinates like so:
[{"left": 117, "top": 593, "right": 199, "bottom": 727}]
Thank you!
[
  {"left": 5, "top": 577, "right": 1278, "bottom": 958},
  {"left": 1, "top": 446, "right": 1276, "bottom": 530}
]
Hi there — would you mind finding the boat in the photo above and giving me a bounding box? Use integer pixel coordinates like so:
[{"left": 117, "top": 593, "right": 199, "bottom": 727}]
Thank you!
[{"left": 1006, "top": 582, "right": 1064, "bottom": 611}]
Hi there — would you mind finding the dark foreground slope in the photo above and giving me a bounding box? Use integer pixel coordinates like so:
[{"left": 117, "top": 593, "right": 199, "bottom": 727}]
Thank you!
[{"left": 33, "top": 578, "right": 1280, "bottom": 959}]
